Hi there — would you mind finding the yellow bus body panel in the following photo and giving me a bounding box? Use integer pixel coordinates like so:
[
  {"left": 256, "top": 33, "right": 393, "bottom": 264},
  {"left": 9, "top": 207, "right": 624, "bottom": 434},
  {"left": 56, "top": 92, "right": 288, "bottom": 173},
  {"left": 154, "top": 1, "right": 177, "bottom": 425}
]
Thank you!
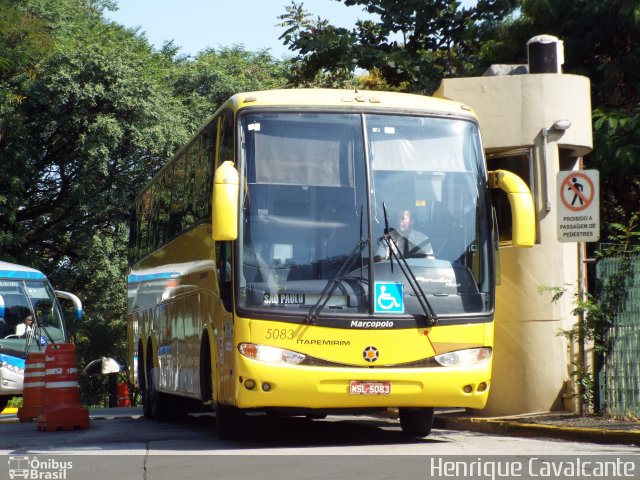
[
  {"left": 229, "top": 89, "right": 475, "bottom": 118},
  {"left": 246, "top": 319, "right": 489, "bottom": 364},
  {"left": 234, "top": 355, "right": 491, "bottom": 410},
  {"left": 229, "top": 316, "right": 492, "bottom": 410}
]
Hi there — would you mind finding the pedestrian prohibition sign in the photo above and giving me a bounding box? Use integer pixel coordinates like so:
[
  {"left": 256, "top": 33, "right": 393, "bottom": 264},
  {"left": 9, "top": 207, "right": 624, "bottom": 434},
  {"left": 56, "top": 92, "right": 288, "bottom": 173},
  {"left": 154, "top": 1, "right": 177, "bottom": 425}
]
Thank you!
[{"left": 556, "top": 169, "right": 599, "bottom": 243}]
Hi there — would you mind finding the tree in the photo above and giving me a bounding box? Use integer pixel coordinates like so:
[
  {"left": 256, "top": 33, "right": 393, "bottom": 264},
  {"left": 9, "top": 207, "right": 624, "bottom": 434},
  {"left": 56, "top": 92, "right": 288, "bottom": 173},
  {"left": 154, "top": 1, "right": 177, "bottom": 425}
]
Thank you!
[
  {"left": 280, "top": 0, "right": 640, "bottom": 247},
  {"left": 0, "top": 0, "right": 53, "bottom": 114},
  {"left": 1, "top": 14, "right": 189, "bottom": 258},
  {"left": 485, "top": 0, "right": 640, "bottom": 246},
  {"left": 1, "top": 0, "right": 291, "bottom": 404},
  {"left": 170, "top": 45, "right": 290, "bottom": 127},
  {"left": 278, "top": 0, "right": 517, "bottom": 93},
  {"left": 0, "top": 0, "right": 191, "bottom": 386}
]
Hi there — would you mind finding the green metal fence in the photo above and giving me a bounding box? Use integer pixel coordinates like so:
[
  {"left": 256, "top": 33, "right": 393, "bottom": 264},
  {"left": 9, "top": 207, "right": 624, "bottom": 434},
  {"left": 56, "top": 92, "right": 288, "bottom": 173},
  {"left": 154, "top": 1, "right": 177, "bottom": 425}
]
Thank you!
[{"left": 597, "top": 256, "right": 640, "bottom": 417}]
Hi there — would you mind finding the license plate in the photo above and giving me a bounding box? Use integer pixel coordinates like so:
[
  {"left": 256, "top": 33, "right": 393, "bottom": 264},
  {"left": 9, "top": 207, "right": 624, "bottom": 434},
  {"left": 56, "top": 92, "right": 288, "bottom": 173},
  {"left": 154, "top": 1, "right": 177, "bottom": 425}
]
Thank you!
[{"left": 349, "top": 381, "right": 391, "bottom": 395}]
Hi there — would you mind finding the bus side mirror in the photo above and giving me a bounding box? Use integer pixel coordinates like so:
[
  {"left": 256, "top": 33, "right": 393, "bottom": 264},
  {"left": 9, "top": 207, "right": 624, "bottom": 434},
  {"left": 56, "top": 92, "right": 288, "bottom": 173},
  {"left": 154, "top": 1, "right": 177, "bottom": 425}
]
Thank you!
[
  {"left": 492, "top": 208, "right": 501, "bottom": 286},
  {"left": 55, "top": 291, "right": 83, "bottom": 320},
  {"left": 212, "top": 161, "right": 239, "bottom": 241},
  {"left": 489, "top": 169, "right": 536, "bottom": 248}
]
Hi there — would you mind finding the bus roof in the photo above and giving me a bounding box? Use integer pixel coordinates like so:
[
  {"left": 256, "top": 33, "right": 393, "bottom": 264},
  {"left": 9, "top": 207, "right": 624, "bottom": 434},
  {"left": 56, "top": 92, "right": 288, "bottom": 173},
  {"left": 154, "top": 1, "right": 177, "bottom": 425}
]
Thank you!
[
  {"left": 226, "top": 88, "right": 477, "bottom": 118},
  {"left": 134, "top": 88, "right": 479, "bottom": 206},
  {"left": 0, "top": 261, "right": 47, "bottom": 281}
]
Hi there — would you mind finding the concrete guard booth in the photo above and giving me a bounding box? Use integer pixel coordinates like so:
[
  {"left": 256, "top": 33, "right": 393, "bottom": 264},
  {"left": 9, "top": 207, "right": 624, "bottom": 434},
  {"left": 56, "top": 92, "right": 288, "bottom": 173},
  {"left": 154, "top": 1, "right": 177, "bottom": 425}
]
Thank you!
[{"left": 435, "top": 38, "right": 593, "bottom": 416}]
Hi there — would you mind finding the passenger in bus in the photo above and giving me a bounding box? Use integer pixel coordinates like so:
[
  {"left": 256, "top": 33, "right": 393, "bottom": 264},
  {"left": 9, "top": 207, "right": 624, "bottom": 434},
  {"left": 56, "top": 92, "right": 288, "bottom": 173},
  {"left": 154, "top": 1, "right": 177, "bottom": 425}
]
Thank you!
[{"left": 377, "top": 209, "right": 433, "bottom": 260}]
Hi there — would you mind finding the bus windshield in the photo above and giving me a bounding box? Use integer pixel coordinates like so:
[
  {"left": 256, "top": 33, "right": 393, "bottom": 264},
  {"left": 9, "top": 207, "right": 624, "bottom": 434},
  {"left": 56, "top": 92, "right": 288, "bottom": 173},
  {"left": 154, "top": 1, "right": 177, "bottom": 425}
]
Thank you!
[
  {"left": 237, "top": 112, "right": 492, "bottom": 321},
  {"left": 0, "top": 279, "right": 66, "bottom": 349}
]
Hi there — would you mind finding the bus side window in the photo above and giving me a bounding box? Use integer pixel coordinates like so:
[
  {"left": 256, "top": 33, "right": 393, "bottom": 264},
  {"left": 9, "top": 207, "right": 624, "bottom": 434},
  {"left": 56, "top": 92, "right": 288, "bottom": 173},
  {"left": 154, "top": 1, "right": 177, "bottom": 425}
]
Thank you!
[
  {"left": 216, "top": 241, "right": 232, "bottom": 312},
  {"left": 218, "top": 109, "right": 234, "bottom": 164}
]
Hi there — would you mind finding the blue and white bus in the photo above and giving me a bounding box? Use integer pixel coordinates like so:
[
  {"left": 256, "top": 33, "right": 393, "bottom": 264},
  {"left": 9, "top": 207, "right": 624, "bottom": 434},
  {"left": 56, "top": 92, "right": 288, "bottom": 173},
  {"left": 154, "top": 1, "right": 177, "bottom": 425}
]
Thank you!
[{"left": 0, "top": 260, "right": 82, "bottom": 412}]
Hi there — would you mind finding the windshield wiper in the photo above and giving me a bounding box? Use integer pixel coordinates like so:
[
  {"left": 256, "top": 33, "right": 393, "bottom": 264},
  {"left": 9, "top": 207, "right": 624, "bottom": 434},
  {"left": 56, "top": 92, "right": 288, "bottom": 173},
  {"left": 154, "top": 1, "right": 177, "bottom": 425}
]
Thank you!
[
  {"left": 305, "top": 206, "right": 368, "bottom": 325},
  {"left": 381, "top": 203, "right": 438, "bottom": 325}
]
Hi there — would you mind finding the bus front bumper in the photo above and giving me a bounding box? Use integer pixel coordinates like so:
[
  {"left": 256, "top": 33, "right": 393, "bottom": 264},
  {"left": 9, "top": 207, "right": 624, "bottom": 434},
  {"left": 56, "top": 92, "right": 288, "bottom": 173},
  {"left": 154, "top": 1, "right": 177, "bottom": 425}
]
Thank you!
[
  {"left": 0, "top": 366, "right": 24, "bottom": 396},
  {"left": 234, "top": 357, "right": 491, "bottom": 411}
]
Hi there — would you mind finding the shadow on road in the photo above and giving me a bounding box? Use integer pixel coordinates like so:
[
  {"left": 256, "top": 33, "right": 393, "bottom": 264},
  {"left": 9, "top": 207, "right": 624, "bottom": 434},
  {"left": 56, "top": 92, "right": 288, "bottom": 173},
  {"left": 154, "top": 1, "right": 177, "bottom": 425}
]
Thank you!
[
  {"left": 0, "top": 408, "right": 447, "bottom": 454},
  {"left": 175, "top": 412, "right": 447, "bottom": 451}
]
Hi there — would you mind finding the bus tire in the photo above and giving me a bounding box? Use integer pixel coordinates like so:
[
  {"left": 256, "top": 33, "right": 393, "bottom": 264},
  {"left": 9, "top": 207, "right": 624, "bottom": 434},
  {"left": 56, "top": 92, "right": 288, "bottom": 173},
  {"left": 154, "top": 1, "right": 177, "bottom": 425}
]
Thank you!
[
  {"left": 215, "top": 403, "right": 242, "bottom": 440},
  {"left": 199, "top": 335, "right": 214, "bottom": 407},
  {"left": 148, "top": 368, "right": 173, "bottom": 421},
  {"left": 141, "top": 342, "right": 153, "bottom": 420},
  {"left": 144, "top": 341, "right": 169, "bottom": 420},
  {"left": 399, "top": 407, "right": 434, "bottom": 437},
  {"left": 142, "top": 384, "right": 153, "bottom": 420}
]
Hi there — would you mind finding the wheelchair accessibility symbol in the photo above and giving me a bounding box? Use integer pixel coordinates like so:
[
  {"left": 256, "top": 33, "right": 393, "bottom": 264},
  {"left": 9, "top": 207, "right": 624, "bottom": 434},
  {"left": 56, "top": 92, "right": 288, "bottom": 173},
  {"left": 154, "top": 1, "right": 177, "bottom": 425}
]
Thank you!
[{"left": 374, "top": 282, "right": 404, "bottom": 313}]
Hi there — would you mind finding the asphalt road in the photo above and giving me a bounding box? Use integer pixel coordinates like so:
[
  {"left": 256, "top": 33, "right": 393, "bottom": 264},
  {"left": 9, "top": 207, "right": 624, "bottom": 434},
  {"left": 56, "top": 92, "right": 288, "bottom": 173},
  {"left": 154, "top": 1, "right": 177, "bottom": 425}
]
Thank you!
[{"left": 1, "top": 408, "right": 638, "bottom": 480}]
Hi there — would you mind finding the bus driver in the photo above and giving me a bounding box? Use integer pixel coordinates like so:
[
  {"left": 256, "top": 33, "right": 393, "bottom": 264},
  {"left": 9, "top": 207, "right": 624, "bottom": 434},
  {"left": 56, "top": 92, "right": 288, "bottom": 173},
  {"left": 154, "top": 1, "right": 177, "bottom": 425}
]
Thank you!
[{"left": 377, "top": 209, "right": 434, "bottom": 260}]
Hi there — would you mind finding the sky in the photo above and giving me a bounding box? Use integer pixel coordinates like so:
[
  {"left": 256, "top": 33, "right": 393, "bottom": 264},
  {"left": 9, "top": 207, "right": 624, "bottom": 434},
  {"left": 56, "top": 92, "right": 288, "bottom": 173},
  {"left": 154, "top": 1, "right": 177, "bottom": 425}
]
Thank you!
[{"left": 105, "top": 0, "right": 378, "bottom": 59}]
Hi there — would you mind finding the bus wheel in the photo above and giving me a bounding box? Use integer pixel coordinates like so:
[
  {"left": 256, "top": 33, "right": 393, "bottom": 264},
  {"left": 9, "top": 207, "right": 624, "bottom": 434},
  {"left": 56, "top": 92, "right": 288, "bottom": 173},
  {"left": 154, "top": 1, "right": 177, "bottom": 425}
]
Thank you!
[
  {"left": 145, "top": 362, "right": 161, "bottom": 419},
  {"left": 142, "top": 384, "right": 153, "bottom": 420},
  {"left": 215, "top": 403, "right": 243, "bottom": 440},
  {"left": 147, "top": 369, "right": 172, "bottom": 420},
  {"left": 144, "top": 346, "right": 168, "bottom": 420},
  {"left": 399, "top": 407, "right": 434, "bottom": 437},
  {"left": 141, "top": 344, "right": 153, "bottom": 420}
]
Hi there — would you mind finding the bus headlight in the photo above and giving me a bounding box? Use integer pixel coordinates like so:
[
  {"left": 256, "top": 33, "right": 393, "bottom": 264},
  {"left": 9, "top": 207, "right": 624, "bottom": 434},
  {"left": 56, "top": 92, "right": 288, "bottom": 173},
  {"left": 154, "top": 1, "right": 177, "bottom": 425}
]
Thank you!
[
  {"left": 238, "top": 343, "right": 306, "bottom": 365},
  {"left": 433, "top": 347, "right": 492, "bottom": 367}
]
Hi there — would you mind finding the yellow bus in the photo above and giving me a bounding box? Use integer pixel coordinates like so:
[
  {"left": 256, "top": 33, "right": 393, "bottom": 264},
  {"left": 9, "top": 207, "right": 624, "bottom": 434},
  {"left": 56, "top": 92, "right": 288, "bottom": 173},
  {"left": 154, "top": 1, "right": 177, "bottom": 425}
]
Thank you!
[{"left": 127, "top": 89, "right": 535, "bottom": 438}]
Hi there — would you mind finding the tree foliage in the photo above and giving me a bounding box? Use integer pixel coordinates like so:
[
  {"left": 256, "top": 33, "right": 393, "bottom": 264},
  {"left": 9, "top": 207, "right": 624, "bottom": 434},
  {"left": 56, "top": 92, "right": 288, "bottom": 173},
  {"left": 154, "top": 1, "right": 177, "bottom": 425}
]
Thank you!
[
  {"left": 489, "top": 0, "right": 640, "bottom": 248},
  {"left": 0, "top": 0, "right": 289, "bottom": 402},
  {"left": 1, "top": 0, "right": 191, "bottom": 383},
  {"left": 171, "top": 45, "right": 289, "bottom": 127},
  {"left": 279, "top": 0, "right": 640, "bottom": 247},
  {"left": 0, "top": 0, "right": 53, "bottom": 111},
  {"left": 279, "top": 0, "right": 517, "bottom": 92}
]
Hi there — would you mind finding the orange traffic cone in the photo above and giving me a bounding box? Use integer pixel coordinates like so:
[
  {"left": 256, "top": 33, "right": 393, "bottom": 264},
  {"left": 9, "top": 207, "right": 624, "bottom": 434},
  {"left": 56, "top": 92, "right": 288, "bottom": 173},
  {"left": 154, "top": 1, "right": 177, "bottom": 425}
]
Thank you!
[
  {"left": 17, "top": 352, "right": 46, "bottom": 422},
  {"left": 36, "top": 343, "right": 89, "bottom": 432}
]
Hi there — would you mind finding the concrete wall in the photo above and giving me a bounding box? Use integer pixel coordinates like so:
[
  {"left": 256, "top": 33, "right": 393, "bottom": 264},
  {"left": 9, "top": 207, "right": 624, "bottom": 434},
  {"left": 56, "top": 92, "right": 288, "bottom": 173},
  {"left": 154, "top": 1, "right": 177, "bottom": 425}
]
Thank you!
[{"left": 435, "top": 73, "right": 592, "bottom": 416}]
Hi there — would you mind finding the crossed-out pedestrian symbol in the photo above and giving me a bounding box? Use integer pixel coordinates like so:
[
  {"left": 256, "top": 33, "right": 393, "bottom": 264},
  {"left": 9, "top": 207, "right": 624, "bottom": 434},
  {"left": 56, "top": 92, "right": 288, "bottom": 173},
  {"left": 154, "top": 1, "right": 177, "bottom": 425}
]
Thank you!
[{"left": 560, "top": 172, "right": 595, "bottom": 212}]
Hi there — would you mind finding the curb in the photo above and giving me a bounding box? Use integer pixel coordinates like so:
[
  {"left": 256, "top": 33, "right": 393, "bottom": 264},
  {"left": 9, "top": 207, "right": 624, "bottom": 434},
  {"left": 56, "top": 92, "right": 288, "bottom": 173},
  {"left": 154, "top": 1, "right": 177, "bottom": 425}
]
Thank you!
[{"left": 433, "top": 416, "right": 640, "bottom": 446}]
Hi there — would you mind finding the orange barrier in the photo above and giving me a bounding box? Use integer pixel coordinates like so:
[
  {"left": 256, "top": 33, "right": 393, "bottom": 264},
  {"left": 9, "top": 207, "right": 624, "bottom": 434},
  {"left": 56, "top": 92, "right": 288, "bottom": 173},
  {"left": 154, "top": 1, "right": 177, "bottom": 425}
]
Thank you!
[
  {"left": 17, "top": 352, "right": 46, "bottom": 422},
  {"left": 37, "top": 343, "right": 89, "bottom": 432},
  {"left": 117, "top": 382, "right": 131, "bottom": 407}
]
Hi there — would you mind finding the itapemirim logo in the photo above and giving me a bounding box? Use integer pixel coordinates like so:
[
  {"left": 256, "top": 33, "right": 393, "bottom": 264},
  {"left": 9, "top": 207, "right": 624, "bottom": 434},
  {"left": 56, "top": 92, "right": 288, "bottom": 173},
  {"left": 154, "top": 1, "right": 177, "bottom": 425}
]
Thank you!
[{"left": 8, "top": 456, "right": 73, "bottom": 479}]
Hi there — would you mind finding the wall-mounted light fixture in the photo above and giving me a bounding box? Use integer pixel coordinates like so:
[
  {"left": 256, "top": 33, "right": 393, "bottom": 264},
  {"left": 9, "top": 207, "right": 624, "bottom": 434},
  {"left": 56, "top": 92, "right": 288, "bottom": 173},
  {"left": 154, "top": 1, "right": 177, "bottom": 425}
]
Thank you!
[{"left": 551, "top": 119, "right": 572, "bottom": 131}]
